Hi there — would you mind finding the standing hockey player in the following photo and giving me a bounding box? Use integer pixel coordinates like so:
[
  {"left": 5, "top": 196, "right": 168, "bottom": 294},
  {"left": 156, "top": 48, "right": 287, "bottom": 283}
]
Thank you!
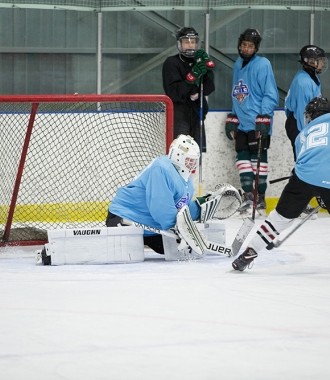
[
  {"left": 107, "top": 134, "right": 241, "bottom": 255},
  {"left": 285, "top": 45, "right": 327, "bottom": 160},
  {"left": 225, "top": 28, "right": 278, "bottom": 215},
  {"left": 284, "top": 45, "right": 327, "bottom": 216},
  {"left": 162, "top": 26, "right": 215, "bottom": 151},
  {"left": 232, "top": 97, "right": 330, "bottom": 271}
]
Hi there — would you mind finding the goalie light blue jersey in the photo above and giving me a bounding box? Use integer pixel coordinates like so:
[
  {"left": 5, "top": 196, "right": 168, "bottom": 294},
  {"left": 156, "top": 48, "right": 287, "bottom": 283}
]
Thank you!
[
  {"left": 295, "top": 113, "right": 330, "bottom": 189},
  {"left": 285, "top": 70, "right": 322, "bottom": 132},
  {"left": 231, "top": 55, "right": 278, "bottom": 133},
  {"left": 109, "top": 155, "right": 200, "bottom": 234}
]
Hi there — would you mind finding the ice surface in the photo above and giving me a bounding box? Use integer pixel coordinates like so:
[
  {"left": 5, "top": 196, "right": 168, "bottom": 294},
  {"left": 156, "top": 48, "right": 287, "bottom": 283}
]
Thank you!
[{"left": 1, "top": 215, "right": 330, "bottom": 380}]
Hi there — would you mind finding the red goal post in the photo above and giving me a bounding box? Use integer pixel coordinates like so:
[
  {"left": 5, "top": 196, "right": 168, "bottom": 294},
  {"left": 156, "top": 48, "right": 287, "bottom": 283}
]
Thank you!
[{"left": 0, "top": 94, "right": 173, "bottom": 246}]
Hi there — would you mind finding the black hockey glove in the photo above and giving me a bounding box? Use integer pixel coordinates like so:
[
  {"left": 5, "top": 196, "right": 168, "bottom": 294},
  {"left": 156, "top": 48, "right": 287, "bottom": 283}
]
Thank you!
[
  {"left": 225, "top": 113, "right": 239, "bottom": 140},
  {"left": 316, "top": 196, "right": 327, "bottom": 209},
  {"left": 185, "top": 62, "right": 207, "bottom": 85},
  {"left": 195, "top": 49, "right": 215, "bottom": 70},
  {"left": 255, "top": 114, "right": 271, "bottom": 138}
]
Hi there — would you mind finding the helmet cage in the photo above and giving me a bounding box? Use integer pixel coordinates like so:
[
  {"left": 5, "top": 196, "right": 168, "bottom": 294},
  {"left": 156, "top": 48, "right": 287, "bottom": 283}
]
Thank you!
[
  {"left": 168, "top": 135, "right": 200, "bottom": 180},
  {"left": 176, "top": 27, "right": 199, "bottom": 57},
  {"left": 300, "top": 45, "right": 328, "bottom": 75}
]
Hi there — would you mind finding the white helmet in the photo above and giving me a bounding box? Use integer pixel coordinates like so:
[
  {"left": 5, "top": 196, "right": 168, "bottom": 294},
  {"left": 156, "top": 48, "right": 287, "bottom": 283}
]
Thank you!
[{"left": 168, "top": 135, "right": 200, "bottom": 181}]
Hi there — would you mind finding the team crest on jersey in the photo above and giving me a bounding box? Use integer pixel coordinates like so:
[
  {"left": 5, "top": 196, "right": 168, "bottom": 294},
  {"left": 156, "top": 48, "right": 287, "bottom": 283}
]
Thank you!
[
  {"left": 176, "top": 194, "right": 190, "bottom": 209},
  {"left": 232, "top": 80, "right": 249, "bottom": 103}
]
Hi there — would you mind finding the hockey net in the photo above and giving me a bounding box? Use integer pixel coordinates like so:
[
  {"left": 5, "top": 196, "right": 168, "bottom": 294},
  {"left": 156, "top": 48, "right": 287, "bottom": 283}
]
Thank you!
[{"left": 0, "top": 94, "right": 173, "bottom": 246}]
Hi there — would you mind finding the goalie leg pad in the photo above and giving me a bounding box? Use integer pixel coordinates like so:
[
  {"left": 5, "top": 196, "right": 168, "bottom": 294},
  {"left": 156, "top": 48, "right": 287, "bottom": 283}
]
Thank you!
[
  {"left": 43, "top": 227, "right": 144, "bottom": 265},
  {"left": 176, "top": 206, "right": 209, "bottom": 256}
]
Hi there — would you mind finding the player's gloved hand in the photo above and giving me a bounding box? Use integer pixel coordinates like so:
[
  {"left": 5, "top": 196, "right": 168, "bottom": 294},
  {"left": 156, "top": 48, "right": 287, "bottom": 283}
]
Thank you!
[
  {"left": 185, "top": 62, "right": 207, "bottom": 85},
  {"left": 195, "top": 49, "right": 209, "bottom": 61},
  {"left": 316, "top": 196, "right": 327, "bottom": 209},
  {"left": 255, "top": 114, "right": 271, "bottom": 138},
  {"left": 194, "top": 49, "right": 215, "bottom": 70},
  {"left": 225, "top": 113, "right": 239, "bottom": 140}
]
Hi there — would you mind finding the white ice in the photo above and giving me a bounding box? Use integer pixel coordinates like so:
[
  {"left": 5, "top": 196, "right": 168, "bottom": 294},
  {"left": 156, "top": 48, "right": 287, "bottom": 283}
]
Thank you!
[{"left": 1, "top": 215, "right": 330, "bottom": 380}]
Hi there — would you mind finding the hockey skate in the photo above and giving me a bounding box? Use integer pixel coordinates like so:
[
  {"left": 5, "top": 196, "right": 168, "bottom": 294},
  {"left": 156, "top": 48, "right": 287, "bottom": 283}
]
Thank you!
[
  {"left": 232, "top": 247, "right": 258, "bottom": 271},
  {"left": 299, "top": 203, "right": 318, "bottom": 220},
  {"left": 256, "top": 193, "right": 267, "bottom": 216},
  {"left": 238, "top": 192, "right": 253, "bottom": 216}
]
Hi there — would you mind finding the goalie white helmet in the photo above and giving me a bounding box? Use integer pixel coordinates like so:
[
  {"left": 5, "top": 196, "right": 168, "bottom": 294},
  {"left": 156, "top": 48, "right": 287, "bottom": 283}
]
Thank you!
[{"left": 168, "top": 134, "right": 200, "bottom": 181}]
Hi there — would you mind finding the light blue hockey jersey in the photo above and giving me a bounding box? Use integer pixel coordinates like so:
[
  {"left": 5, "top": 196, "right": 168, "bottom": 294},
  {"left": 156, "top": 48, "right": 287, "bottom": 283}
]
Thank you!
[
  {"left": 109, "top": 156, "right": 200, "bottom": 235},
  {"left": 295, "top": 113, "right": 330, "bottom": 189},
  {"left": 231, "top": 55, "right": 279, "bottom": 133},
  {"left": 285, "top": 70, "right": 321, "bottom": 132}
]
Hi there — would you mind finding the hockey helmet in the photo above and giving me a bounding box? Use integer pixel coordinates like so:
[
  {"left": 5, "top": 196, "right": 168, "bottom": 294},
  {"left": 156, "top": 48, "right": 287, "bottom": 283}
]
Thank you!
[
  {"left": 168, "top": 134, "right": 200, "bottom": 181},
  {"left": 305, "top": 96, "right": 330, "bottom": 123},
  {"left": 176, "top": 27, "right": 199, "bottom": 58},
  {"left": 238, "top": 28, "right": 262, "bottom": 57},
  {"left": 299, "top": 45, "right": 328, "bottom": 74}
]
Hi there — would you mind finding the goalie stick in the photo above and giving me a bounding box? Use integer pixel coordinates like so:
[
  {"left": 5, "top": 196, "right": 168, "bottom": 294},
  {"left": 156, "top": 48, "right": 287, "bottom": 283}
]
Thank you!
[{"left": 124, "top": 205, "right": 233, "bottom": 257}]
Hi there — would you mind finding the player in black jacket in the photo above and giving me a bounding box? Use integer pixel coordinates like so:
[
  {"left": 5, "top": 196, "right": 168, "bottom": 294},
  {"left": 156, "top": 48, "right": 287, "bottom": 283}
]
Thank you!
[{"left": 162, "top": 27, "right": 215, "bottom": 151}]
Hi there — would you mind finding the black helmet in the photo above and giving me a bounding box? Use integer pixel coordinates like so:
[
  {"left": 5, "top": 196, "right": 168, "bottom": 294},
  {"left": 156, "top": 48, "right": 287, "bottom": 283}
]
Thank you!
[
  {"left": 305, "top": 96, "right": 330, "bottom": 122},
  {"left": 299, "top": 45, "right": 327, "bottom": 74},
  {"left": 300, "top": 45, "right": 325, "bottom": 63},
  {"left": 238, "top": 28, "right": 262, "bottom": 52},
  {"left": 176, "top": 26, "right": 199, "bottom": 41},
  {"left": 176, "top": 27, "right": 199, "bottom": 58}
]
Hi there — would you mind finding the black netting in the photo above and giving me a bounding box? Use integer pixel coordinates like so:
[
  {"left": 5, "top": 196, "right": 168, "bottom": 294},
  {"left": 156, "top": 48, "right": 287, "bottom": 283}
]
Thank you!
[{"left": 0, "top": 95, "right": 170, "bottom": 244}]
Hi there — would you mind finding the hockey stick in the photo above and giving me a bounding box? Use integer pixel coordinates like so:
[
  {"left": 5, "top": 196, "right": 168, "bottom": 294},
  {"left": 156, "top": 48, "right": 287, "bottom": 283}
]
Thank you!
[
  {"left": 272, "top": 206, "right": 321, "bottom": 248},
  {"left": 252, "top": 136, "right": 262, "bottom": 220},
  {"left": 198, "top": 78, "right": 204, "bottom": 196},
  {"left": 269, "top": 175, "right": 291, "bottom": 184},
  {"left": 231, "top": 136, "right": 263, "bottom": 256}
]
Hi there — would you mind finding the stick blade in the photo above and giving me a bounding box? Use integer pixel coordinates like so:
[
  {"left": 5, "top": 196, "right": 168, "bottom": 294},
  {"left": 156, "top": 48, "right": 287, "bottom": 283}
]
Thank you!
[{"left": 231, "top": 218, "right": 255, "bottom": 256}]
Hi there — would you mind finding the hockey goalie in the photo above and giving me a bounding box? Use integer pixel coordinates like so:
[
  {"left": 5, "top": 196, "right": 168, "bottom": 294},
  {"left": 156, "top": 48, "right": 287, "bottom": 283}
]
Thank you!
[{"left": 37, "top": 134, "right": 241, "bottom": 265}]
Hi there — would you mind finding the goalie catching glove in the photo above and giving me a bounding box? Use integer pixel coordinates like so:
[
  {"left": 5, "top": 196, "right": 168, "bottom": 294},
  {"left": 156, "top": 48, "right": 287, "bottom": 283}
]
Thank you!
[{"left": 196, "top": 183, "right": 241, "bottom": 222}]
